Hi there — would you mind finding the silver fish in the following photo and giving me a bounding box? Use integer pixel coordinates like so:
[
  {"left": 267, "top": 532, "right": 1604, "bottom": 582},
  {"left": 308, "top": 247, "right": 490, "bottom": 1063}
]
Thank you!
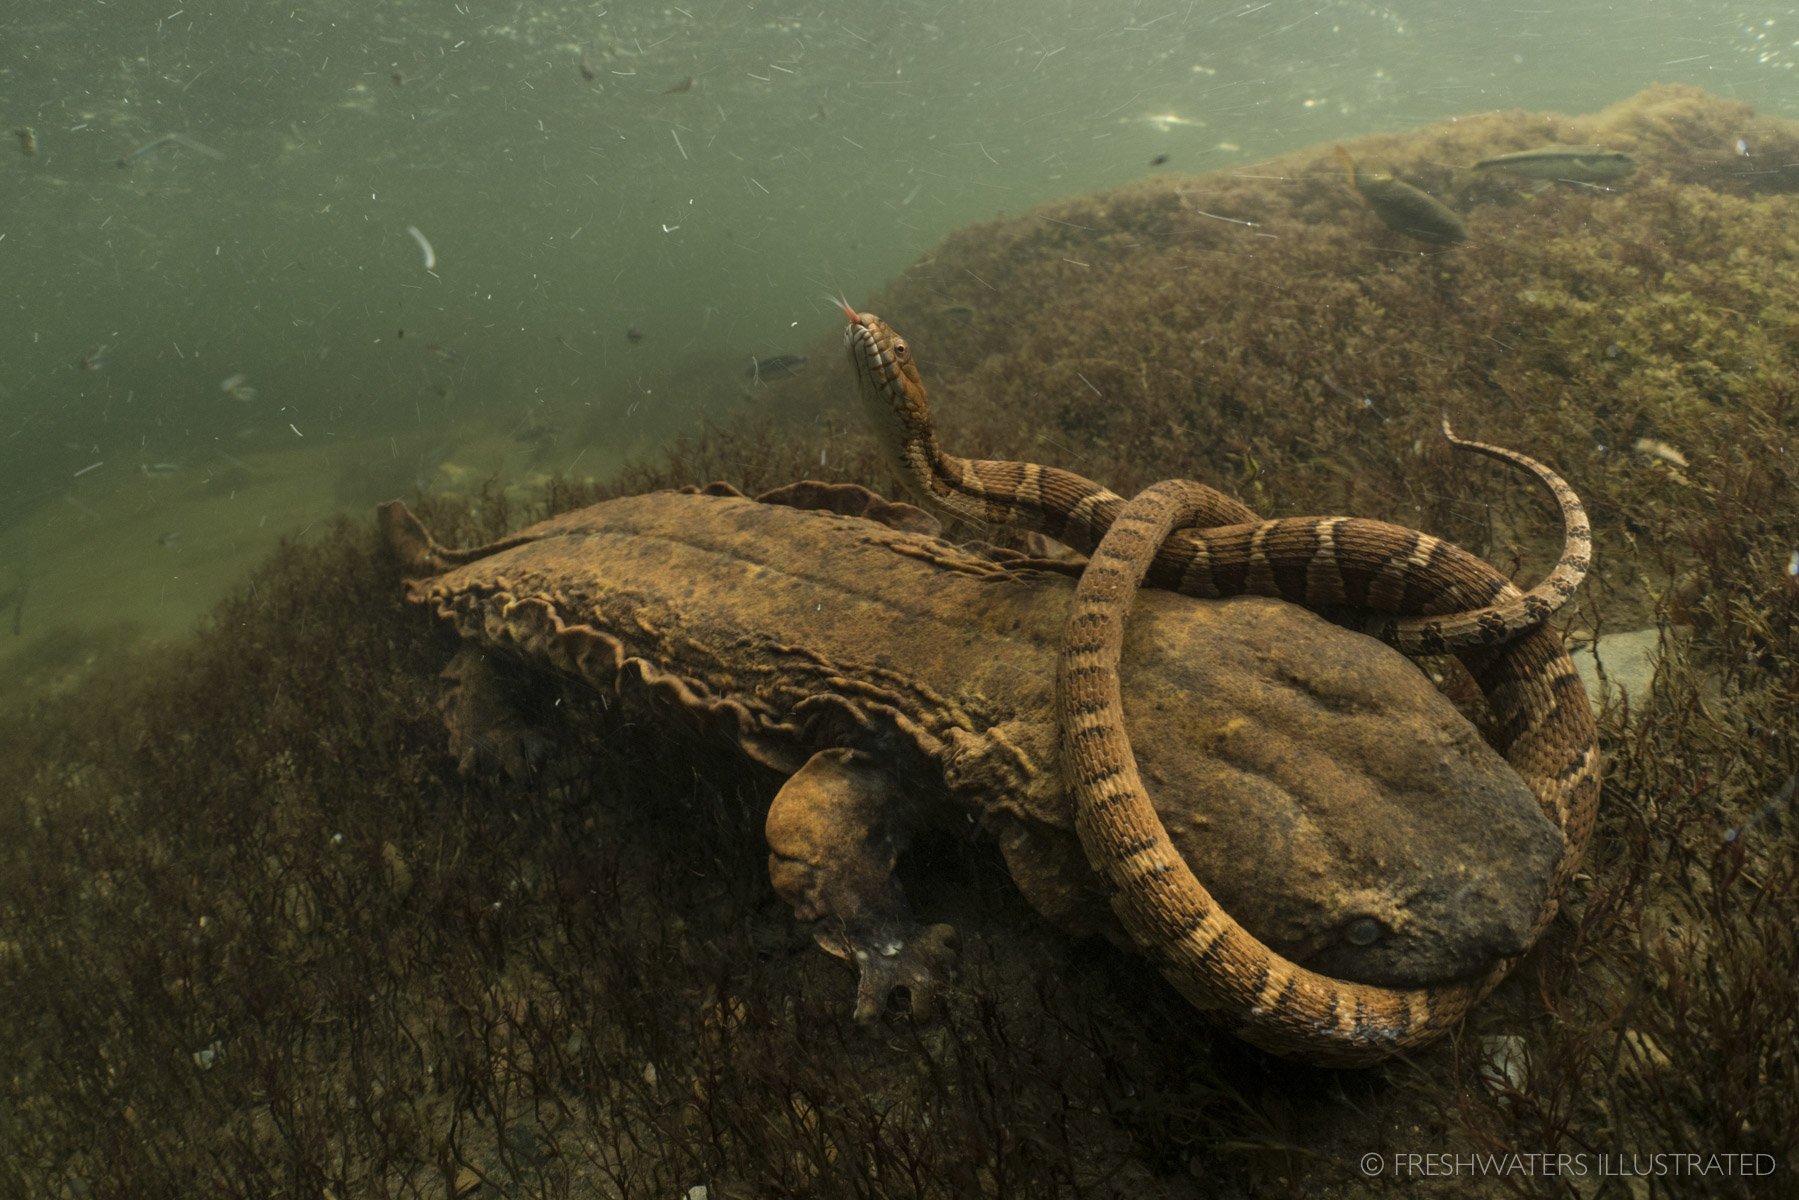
[
  {"left": 745, "top": 354, "right": 807, "bottom": 383},
  {"left": 1473, "top": 146, "right": 1638, "bottom": 183},
  {"left": 116, "top": 131, "right": 225, "bottom": 168}
]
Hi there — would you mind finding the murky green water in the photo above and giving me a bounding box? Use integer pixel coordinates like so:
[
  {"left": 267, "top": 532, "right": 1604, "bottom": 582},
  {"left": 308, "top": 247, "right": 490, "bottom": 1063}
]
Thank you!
[{"left": 3, "top": 0, "right": 1796, "bottom": 685}]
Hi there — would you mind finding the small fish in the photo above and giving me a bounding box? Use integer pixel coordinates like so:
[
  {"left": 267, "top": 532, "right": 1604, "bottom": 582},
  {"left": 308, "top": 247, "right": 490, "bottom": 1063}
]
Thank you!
[
  {"left": 141, "top": 462, "right": 181, "bottom": 477},
  {"left": 1149, "top": 153, "right": 1169, "bottom": 167},
  {"left": 157, "top": 531, "right": 183, "bottom": 547},
  {"left": 213, "top": 450, "right": 258, "bottom": 474},
  {"left": 15, "top": 126, "right": 36, "bottom": 156},
  {"left": 513, "top": 411, "right": 558, "bottom": 442},
  {"left": 219, "top": 373, "right": 257, "bottom": 402},
  {"left": 391, "top": 70, "right": 404, "bottom": 87},
  {"left": 625, "top": 325, "right": 644, "bottom": 344},
  {"left": 78, "top": 344, "right": 109, "bottom": 371},
  {"left": 579, "top": 49, "right": 597, "bottom": 81},
  {"left": 661, "top": 76, "right": 695, "bottom": 94},
  {"left": 116, "top": 131, "right": 225, "bottom": 167},
  {"left": 745, "top": 354, "right": 807, "bottom": 384},
  {"left": 1334, "top": 146, "right": 1467, "bottom": 246},
  {"left": 1473, "top": 146, "right": 1638, "bottom": 183},
  {"left": 425, "top": 343, "right": 460, "bottom": 363}
]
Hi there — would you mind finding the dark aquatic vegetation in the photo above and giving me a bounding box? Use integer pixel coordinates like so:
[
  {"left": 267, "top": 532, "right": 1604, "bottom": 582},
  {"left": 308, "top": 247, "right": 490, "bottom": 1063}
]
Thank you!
[
  {"left": 116, "top": 131, "right": 225, "bottom": 167},
  {"left": 745, "top": 354, "right": 807, "bottom": 384},
  {"left": 1473, "top": 145, "right": 1639, "bottom": 183},
  {"left": 1334, "top": 145, "right": 1467, "bottom": 245},
  {"left": 15, "top": 126, "right": 35, "bottom": 156}
]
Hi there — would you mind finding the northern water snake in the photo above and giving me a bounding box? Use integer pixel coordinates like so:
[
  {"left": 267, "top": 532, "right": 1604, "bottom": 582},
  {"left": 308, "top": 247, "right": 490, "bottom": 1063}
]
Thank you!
[{"left": 840, "top": 303, "right": 1601, "bottom": 1064}]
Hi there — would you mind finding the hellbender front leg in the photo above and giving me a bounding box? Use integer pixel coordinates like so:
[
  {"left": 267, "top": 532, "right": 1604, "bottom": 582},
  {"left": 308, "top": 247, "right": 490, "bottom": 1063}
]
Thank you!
[
  {"left": 764, "top": 748, "right": 959, "bottom": 1021},
  {"left": 439, "top": 646, "right": 555, "bottom": 779}
]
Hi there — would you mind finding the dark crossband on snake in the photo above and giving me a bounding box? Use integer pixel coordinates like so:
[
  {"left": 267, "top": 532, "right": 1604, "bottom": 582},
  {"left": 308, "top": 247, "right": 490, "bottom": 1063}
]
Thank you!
[{"left": 839, "top": 301, "right": 1600, "bottom": 1065}]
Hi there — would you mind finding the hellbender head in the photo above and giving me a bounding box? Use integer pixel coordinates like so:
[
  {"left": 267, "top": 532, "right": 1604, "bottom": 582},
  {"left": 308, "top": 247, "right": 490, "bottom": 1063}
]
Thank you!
[
  {"left": 980, "top": 585, "right": 1563, "bottom": 991},
  {"left": 1120, "top": 591, "right": 1562, "bottom": 987}
]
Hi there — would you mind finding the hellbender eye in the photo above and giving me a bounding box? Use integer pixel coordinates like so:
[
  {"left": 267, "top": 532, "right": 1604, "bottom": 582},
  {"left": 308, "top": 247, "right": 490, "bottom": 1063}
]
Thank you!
[{"left": 1345, "top": 917, "right": 1384, "bottom": 947}]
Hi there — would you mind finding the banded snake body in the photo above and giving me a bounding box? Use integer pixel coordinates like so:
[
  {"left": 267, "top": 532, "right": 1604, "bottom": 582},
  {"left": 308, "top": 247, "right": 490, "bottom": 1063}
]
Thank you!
[{"left": 839, "top": 301, "right": 1601, "bottom": 1066}]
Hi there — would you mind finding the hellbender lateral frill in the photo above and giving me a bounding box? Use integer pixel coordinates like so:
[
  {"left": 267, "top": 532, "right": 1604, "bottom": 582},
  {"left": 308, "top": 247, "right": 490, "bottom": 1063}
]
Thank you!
[{"left": 382, "top": 481, "right": 1560, "bottom": 1022}]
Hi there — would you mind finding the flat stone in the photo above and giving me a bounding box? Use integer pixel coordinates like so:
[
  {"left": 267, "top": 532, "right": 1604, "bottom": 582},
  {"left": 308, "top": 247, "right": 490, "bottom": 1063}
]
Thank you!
[{"left": 1570, "top": 627, "right": 1686, "bottom": 708}]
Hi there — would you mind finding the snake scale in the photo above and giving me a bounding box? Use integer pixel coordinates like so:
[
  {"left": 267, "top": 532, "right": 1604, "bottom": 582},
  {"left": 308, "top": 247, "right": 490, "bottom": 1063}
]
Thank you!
[{"left": 839, "top": 301, "right": 1601, "bottom": 1065}]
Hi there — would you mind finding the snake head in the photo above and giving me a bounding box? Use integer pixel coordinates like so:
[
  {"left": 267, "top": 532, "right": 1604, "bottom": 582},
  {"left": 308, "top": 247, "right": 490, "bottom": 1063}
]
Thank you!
[
  {"left": 837, "top": 303, "right": 925, "bottom": 406},
  {"left": 832, "top": 301, "right": 940, "bottom": 501}
]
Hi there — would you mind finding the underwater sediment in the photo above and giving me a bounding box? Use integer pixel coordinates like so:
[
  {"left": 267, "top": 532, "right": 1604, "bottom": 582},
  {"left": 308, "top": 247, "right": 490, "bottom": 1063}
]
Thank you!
[{"left": 1, "top": 84, "right": 1794, "bottom": 1196}]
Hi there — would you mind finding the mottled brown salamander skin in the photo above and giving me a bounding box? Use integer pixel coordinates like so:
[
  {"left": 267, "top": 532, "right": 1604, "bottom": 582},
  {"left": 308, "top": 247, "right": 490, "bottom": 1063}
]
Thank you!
[{"left": 383, "top": 483, "right": 1559, "bottom": 1017}]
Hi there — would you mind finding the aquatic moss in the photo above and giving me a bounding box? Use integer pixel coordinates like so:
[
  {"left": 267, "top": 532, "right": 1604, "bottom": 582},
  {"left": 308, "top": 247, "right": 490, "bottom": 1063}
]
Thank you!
[{"left": 0, "top": 500, "right": 1319, "bottom": 1197}]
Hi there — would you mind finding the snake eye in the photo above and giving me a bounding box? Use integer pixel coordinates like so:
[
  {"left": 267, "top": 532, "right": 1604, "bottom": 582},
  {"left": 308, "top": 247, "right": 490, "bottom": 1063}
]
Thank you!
[
  {"left": 892, "top": 340, "right": 909, "bottom": 360},
  {"left": 1344, "top": 916, "right": 1384, "bottom": 947}
]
